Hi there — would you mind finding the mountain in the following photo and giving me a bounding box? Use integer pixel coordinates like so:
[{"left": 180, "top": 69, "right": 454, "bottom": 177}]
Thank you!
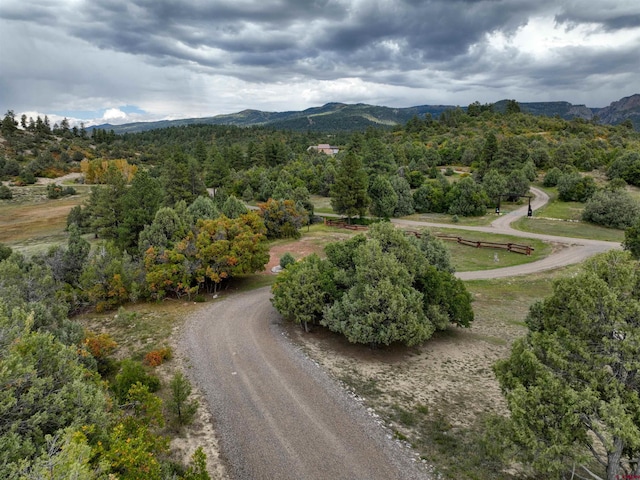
[
  {"left": 594, "top": 94, "right": 640, "bottom": 127},
  {"left": 92, "top": 95, "right": 640, "bottom": 134},
  {"left": 494, "top": 100, "right": 594, "bottom": 120},
  {"left": 90, "top": 103, "right": 458, "bottom": 134}
]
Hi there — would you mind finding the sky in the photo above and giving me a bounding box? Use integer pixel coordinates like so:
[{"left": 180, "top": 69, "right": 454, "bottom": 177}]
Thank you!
[{"left": 1, "top": 0, "right": 639, "bottom": 127}]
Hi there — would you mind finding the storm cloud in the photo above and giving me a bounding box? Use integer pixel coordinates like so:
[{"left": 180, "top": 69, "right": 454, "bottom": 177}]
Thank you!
[{"left": 1, "top": 0, "right": 639, "bottom": 124}]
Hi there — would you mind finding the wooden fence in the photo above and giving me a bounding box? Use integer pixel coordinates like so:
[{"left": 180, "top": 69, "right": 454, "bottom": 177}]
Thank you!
[
  {"left": 430, "top": 234, "right": 534, "bottom": 256},
  {"left": 323, "top": 218, "right": 534, "bottom": 256},
  {"left": 323, "top": 218, "right": 369, "bottom": 231}
]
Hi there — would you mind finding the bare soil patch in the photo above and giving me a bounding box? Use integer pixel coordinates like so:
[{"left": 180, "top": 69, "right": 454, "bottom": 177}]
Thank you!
[
  {"left": 283, "top": 312, "right": 514, "bottom": 431},
  {"left": 262, "top": 231, "right": 354, "bottom": 273}
]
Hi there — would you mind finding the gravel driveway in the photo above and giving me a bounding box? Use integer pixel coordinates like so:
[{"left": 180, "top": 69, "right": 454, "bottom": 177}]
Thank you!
[
  {"left": 181, "top": 288, "right": 431, "bottom": 480},
  {"left": 181, "top": 186, "right": 620, "bottom": 479}
]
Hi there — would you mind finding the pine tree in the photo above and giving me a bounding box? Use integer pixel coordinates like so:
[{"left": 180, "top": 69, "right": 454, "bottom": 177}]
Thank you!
[{"left": 330, "top": 150, "right": 369, "bottom": 222}]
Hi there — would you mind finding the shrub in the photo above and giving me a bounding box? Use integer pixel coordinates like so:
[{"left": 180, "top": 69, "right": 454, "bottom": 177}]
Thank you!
[
  {"left": 542, "top": 167, "right": 562, "bottom": 187},
  {"left": 607, "top": 152, "right": 640, "bottom": 186},
  {"left": 0, "top": 185, "right": 12, "bottom": 199},
  {"left": 582, "top": 189, "right": 640, "bottom": 229},
  {"left": 0, "top": 242, "right": 12, "bottom": 261},
  {"left": 113, "top": 359, "right": 161, "bottom": 402},
  {"left": 557, "top": 172, "right": 596, "bottom": 202},
  {"left": 83, "top": 331, "right": 117, "bottom": 359},
  {"left": 143, "top": 346, "right": 173, "bottom": 367},
  {"left": 279, "top": 252, "right": 296, "bottom": 269},
  {"left": 47, "top": 183, "right": 77, "bottom": 199}
]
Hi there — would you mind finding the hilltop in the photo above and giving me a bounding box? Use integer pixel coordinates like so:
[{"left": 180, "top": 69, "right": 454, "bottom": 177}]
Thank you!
[{"left": 90, "top": 95, "right": 640, "bottom": 134}]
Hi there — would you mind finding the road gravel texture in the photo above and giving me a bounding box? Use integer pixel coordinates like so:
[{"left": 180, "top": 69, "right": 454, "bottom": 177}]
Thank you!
[
  {"left": 181, "top": 288, "right": 431, "bottom": 479},
  {"left": 181, "top": 186, "right": 621, "bottom": 479}
]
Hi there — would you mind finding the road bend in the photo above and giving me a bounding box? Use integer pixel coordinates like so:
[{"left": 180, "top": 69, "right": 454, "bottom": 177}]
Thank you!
[
  {"left": 182, "top": 186, "right": 621, "bottom": 478},
  {"left": 181, "top": 288, "right": 431, "bottom": 480}
]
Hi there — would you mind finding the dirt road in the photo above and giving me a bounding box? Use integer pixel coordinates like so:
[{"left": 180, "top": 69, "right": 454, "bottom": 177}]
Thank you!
[
  {"left": 182, "top": 288, "right": 430, "bottom": 480},
  {"left": 181, "top": 187, "right": 620, "bottom": 478}
]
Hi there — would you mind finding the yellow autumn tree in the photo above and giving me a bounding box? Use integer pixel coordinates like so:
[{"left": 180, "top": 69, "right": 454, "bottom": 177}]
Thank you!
[{"left": 81, "top": 158, "right": 138, "bottom": 184}]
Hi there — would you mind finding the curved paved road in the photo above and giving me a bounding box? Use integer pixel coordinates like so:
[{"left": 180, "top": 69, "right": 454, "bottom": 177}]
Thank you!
[{"left": 182, "top": 187, "right": 621, "bottom": 479}]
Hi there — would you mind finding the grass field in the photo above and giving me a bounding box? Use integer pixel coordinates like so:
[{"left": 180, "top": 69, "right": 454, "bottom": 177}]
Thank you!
[
  {"left": 513, "top": 217, "right": 625, "bottom": 242},
  {"left": 396, "top": 225, "right": 551, "bottom": 271},
  {"left": 0, "top": 188, "right": 88, "bottom": 254}
]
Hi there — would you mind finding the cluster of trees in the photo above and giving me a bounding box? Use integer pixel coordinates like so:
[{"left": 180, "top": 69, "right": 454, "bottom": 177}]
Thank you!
[
  {"left": 67, "top": 177, "right": 274, "bottom": 308},
  {"left": 492, "top": 251, "right": 640, "bottom": 480},
  {"left": 0, "top": 245, "right": 211, "bottom": 478},
  {"left": 272, "top": 222, "right": 473, "bottom": 347},
  {"left": 3, "top": 104, "right": 640, "bottom": 229},
  {"left": 2, "top": 109, "right": 91, "bottom": 140},
  {"left": 56, "top": 152, "right": 315, "bottom": 311},
  {"left": 329, "top": 147, "right": 535, "bottom": 221},
  {"left": 542, "top": 167, "right": 640, "bottom": 229}
]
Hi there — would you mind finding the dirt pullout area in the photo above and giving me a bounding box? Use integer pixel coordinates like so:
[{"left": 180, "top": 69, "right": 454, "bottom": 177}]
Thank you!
[
  {"left": 261, "top": 231, "right": 354, "bottom": 273},
  {"left": 283, "top": 308, "right": 517, "bottom": 433}
]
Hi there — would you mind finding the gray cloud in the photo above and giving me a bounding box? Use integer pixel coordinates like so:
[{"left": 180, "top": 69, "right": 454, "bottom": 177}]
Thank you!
[
  {"left": 554, "top": 0, "right": 640, "bottom": 30},
  {"left": 1, "top": 0, "right": 639, "bottom": 121}
]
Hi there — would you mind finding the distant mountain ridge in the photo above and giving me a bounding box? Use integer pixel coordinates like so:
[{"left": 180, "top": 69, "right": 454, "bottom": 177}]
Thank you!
[{"left": 93, "top": 95, "right": 640, "bottom": 134}]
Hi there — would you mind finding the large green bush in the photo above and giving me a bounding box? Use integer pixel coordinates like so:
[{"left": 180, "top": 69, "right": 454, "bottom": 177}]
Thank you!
[{"left": 582, "top": 188, "right": 640, "bottom": 229}]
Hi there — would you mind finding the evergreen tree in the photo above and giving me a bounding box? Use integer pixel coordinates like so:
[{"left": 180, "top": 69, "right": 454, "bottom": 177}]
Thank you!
[
  {"left": 168, "top": 372, "right": 198, "bottom": 426},
  {"left": 85, "top": 164, "right": 127, "bottom": 239},
  {"left": 330, "top": 150, "right": 369, "bottom": 222},
  {"left": 117, "top": 169, "right": 163, "bottom": 253},
  {"left": 187, "top": 195, "right": 219, "bottom": 223},
  {"left": 390, "top": 175, "right": 415, "bottom": 216},
  {"left": 322, "top": 240, "right": 430, "bottom": 347},
  {"left": 446, "top": 177, "right": 489, "bottom": 216},
  {"left": 482, "top": 169, "right": 507, "bottom": 204},
  {"left": 161, "top": 150, "right": 206, "bottom": 206},
  {"left": 494, "top": 251, "right": 640, "bottom": 480},
  {"left": 271, "top": 254, "right": 336, "bottom": 332},
  {"left": 206, "top": 146, "right": 230, "bottom": 188},
  {"left": 221, "top": 195, "right": 248, "bottom": 219},
  {"left": 368, "top": 175, "right": 397, "bottom": 218}
]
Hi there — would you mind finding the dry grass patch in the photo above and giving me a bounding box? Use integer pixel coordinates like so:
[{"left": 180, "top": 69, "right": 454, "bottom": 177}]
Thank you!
[{"left": 0, "top": 189, "right": 87, "bottom": 253}]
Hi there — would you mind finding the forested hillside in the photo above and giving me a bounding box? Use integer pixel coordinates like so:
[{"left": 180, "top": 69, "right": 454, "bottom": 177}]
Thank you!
[{"left": 2, "top": 103, "right": 640, "bottom": 478}]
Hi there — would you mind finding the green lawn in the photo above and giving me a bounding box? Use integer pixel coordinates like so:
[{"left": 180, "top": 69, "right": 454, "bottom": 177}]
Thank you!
[
  {"left": 418, "top": 226, "right": 551, "bottom": 271},
  {"left": 512, "top": 217, "right": 625, "bottom": 242}
]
